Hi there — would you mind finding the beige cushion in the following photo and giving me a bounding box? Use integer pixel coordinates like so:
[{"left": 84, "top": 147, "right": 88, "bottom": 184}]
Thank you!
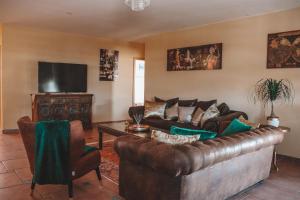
[
  {"left": 165, "top": 103, "right": 179, "bottom": 120},
  {"left": 191, "top": 107, "right": 205, "bottom": 126},
  {"left": 238, "top": 116, "right": 260, "bottom": 129},
  {"left": 200, "top": 104, "right": 220, "bottom": 127},
  {"left": 151, "top": 130, "right": 200, "bottom": 145},
  {"left": 178, "top": 106, "right": 196, "bottom": 123},
  {"left": 144, "top": 101, "right": 166, "bottom": 119}
]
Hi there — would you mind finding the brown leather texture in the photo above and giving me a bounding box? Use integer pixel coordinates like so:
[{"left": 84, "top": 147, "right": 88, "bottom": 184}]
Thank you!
[
  {"left": 17, "top": 116, "right": 100, "bottom": 180},
  {"left": 115, "top": 127, "right": 284, "bottom": 200}
]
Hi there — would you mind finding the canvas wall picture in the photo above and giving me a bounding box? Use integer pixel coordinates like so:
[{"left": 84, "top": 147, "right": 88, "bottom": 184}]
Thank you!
[
  {"left": 167, "top": 43, "right": 222, "bottom": 71},
  {"left": 99, "top": 49, "right": 119, "bottom": 81},
  {"left": 267, "top": 30, "right": 300, "bottom": 68}
]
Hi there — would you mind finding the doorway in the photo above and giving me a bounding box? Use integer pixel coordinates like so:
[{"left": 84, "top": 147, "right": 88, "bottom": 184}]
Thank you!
[{"left": 133, "top": 59, "right": 145, "bottom": 105}]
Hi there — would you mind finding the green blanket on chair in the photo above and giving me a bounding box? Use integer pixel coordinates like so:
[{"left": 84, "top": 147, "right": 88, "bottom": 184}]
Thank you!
[{"left": 34, "top": 120, "right": 70, "bottom": 185}]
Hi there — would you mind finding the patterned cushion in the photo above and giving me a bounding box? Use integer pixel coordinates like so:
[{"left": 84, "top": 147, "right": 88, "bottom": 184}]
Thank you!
[
  {"left": 144, "top": 101, "right": 166, "bottom": 119},
  {"left": 178, "top": 106, "right": 196, "bottom": 123},
  {"left": 191, "top": 107, "right": 205, "bottom": 126},
  {"left": 165, "top": 103, "right": 179, "bottom": 121},
  {"left": 151, "top": 130, "right": 200, "bottom": 145},
  {"left": 200, "top": 103, "right": 220, "bottom": 127}
]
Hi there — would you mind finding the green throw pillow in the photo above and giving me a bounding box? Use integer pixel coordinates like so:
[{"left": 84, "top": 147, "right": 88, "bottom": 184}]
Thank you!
[
  {"left": 170, "top": 126, "right": 217, "bottom": 141},
  {"left": 221, "top": 118, "right": 252, "bottom": 136}
]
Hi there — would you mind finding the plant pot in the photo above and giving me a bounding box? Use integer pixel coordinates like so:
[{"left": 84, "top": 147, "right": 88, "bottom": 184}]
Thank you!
[{"left": 267, "top": 116, "right": 280, "bottom": 127}]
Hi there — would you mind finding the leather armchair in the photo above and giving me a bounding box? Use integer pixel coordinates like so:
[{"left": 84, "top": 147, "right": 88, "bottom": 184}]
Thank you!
[{"left": 17, "top": 116, "right": 101, "bottom": 199}]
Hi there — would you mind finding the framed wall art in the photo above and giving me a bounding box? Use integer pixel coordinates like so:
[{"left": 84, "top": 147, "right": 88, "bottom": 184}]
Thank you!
[
  {"left": 267, "top": 30, "right": 300, "bottom": 69},
  {"left": 167, "top": 43, "right": 222, "bottom": 71},
  {"left": 99, "top": 49, "right": 119, "bottom": 81}
]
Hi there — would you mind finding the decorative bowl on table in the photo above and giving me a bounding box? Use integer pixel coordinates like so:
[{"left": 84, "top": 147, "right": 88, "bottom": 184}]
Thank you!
[{"left": 128, "top": 124, "right": 150, "bottom": 132}]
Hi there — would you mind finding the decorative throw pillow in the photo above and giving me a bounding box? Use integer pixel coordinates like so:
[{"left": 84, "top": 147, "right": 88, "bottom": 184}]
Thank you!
[
  {"left": 191, "top": 107, "right": 205, "bottom": 126},
  {"left": 165, "top": 103, "right": 179, "bottom": 121},
  {"left": 170, "top": 126, "right": 217, "bottom": 141},
  {"left": 151, "top": 130, "right": 200, "bottom": 145},
  {"left": 178, "top": 99, "right": 198, "bottom": 107},
  {"left": 238, "top": 116, "right": 260, "bottom": 129},
  {"left": 221, "top": 119, "right": 252, "bottom": 136},
  {"left": 196, "top": 99, "right": 217, "bottom": 111},
  {"left": 217, "top": 103, "right": 230, "bottom": 115},
  {"left": 200, "top": 104, "right": 220, "bottom": 127},
  {"left": 154, "top": 97, "right": 179, "bottom": 109},
  {"left": 178, "top": 106, "right": 196, "bottom": 123},
  {"left": 144, "top": 101, "right": 166, "bottom": 119}
]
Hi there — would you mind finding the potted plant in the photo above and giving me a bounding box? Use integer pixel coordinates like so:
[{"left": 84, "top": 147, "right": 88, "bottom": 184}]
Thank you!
[{"left": 253, "top": 78, "right": 294, "bottom": 127}]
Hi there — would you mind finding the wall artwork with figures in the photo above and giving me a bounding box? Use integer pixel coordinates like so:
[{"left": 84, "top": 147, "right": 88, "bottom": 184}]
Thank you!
[
  {"left": 267, "top": 30, "right": 300, "bottom": 68},
  {"left": 99, "top": 49, "right": 119, "bottom": 81},
  {"left": 167, "top": 43, "right": 222, "bottom": 71}
]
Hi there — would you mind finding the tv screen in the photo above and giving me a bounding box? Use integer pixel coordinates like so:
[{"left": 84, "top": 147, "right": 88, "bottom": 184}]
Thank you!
[{"left": 38, "top": 62, "right": 87, "bottom": 93}]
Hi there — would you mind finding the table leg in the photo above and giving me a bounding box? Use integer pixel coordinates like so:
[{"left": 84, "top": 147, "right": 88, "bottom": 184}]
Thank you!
[
  {"left": 98, "top": 128, "right": 103, "bottom": 150},
  {"left": 273, "top": 145, "right": 279, "bottom": 172}
]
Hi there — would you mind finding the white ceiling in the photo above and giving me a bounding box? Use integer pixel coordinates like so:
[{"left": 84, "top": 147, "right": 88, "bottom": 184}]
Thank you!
[{"left": 0, "top": 0, "right": 299, "bottom": 41}]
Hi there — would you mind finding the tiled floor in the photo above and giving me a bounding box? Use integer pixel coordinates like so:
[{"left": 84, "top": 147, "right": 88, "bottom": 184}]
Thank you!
[{"left": 0, "top": 127, "right": 299, "bottom": 200}]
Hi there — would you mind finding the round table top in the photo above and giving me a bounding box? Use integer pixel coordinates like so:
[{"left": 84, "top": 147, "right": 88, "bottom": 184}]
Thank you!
[{"left": 259, "top": 125, "right": 291, "bottom": 133}]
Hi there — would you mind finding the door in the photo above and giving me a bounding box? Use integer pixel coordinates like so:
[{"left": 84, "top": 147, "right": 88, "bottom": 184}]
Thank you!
[{"left": 133, "top": 59, "right": 145, "bottom": 105}]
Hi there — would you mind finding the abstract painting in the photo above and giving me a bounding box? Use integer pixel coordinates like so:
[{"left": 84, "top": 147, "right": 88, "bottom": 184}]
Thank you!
[
  {"left": 99, "top": 49, "right": 119, "bottom": 81},
  {"left": 267, "top": 30, "right": 300, "bottom": 68},
  {"left": 167, "top": 43, "right": 222, "bottom": 71}
]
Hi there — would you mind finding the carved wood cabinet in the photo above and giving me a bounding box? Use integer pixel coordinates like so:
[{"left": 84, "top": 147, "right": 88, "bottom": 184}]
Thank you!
[{"left": 31, "top": 94, "right": 93, "bottom": 129}]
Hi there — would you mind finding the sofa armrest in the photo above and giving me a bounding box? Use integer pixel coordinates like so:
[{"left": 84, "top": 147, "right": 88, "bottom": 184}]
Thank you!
[
  {"left": 128, "top": 106, "right": 145, "bottom": 122},
  {"left": 202, "top": 111, "right": 248, "bottom": 133},
  {"left": 114, "top": 127, "right": 284, "bottom": 177}
]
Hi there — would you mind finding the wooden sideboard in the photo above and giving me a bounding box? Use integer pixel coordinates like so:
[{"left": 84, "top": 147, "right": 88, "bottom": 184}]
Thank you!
[{"left": 31, "top": 93, "right": 93, "bottom": 129}]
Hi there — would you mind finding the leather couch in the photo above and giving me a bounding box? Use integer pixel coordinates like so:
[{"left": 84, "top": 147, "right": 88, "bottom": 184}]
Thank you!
[
  {"left": 114, "top": 127, "right": 284, "bottom": 200},
  {"left": 128, "top": 104, "right": 248, "bottom": 134}
]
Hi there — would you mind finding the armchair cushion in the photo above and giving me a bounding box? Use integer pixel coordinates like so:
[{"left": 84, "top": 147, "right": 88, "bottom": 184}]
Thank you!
[{"left": 82, "top": 145, "right": 98, "bottom": 157}]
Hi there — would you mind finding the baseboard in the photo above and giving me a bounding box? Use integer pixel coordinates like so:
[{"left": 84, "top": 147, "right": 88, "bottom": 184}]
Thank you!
[
  {"left": 2, "top": 129, "right": 19, "bottom": 134},
  {"left": 277, "top": 154, "right": 300, "bottom": 161}
]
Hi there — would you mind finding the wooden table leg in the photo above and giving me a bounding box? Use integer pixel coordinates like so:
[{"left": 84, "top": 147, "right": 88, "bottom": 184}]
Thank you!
[
  {"left": 273, "top": 145, "right": 279, "bottom": 172},
  {"left": 98, "top": 128, "right": 103, "bottom": 150}
]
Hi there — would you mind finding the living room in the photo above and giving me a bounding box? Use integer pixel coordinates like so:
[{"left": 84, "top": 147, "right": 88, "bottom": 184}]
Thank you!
[{"left": 0, "top": 0, "right": 300, "bottom": 200}]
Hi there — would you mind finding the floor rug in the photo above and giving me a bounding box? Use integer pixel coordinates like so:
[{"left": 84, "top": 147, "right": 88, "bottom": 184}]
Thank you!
[{"left": 100, "top": 141, "right": 119, "bottom": 185}]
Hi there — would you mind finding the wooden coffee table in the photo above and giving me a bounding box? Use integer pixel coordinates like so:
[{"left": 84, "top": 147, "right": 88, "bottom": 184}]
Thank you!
[{"left": 97, "top": 121, "right": 152, "bottom": 150}]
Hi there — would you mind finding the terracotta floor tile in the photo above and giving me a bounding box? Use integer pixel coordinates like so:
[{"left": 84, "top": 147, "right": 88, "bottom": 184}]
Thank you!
[
  {"left": 3, "top": 158, "right": 30, "bottom": 170},
  {"left": 0, "top": 172, "right": 23, "bottom": 188},
  {"left": 0, "top": 162, "right": 8, "bottom": 174},
  {"left": 15, "top": 167, "right": 32, "bottom": 183},
  {"left": 0, "top": 184, "right": 43, "bottom": 200},
  {"left": 0, "top": 150, "right": 27, "bottom": 161}
]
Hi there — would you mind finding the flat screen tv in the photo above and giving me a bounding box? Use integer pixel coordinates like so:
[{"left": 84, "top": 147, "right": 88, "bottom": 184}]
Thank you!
[{"left": 38, "top": 62, "right": 87, "bottom": 93}]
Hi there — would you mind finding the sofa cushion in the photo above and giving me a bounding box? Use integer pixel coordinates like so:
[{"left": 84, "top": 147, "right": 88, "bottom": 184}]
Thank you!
[
  {"left": 200, "top": 103, "right": 220, "bottom": 127},
  {"left": 170, "top": 126, "right": 217, "bottom": 141},
  {"left": 217, "top": 102, "right": 230, "bottom": 115},
  {"left": 154, "top": 97, "right": 179, "bottom": 109},
  {"left": 151, "top": 130, "right": 200, "bottom": 145},
  {"left": 191, "top": 107, "right": 205, "bottom": 126},
  {"left": 165, "top": 103, "right": 179, "bottom": 121},
  {"left": 222, "top": 119, "right": 252, "bottom": 136},
  {"left": 178, "top": 99, "right": 198, "bottom": 107},
  {"left": 178, "top": 106, "right": 196, "bottom": 123},
  {"left": 144, "top": 101, "right": 166, "bottom": 119},
  {"left": 196, "top": 99, "right": 217, "bottom": 111}
]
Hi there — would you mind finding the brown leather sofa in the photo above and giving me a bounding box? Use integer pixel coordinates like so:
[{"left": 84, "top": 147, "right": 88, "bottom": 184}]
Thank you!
[
  {"left": 128, "top": 104, "right": 247, "bottom": 134},
  {"left": 17, "top": 116, "right": 101, "bottom": 198},
  {"left": 114, "top": 127, "right": 284, "bottom": 200}
]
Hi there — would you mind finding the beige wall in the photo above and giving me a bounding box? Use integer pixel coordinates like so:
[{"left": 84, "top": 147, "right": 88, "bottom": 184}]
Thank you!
[
  {"left": 2, "top": 25, "right": 144, "bottom": 129},
  {"left": 0, "top": 24, "right": 2, "bottom": 130},
  {"left": 144, "top": 7, "right": 300, "bottom": 158}
]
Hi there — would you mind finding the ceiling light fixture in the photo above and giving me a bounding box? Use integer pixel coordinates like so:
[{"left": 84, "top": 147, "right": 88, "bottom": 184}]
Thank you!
[{"left": 124, "top": 0, "right": 150, "bottom": 11}]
